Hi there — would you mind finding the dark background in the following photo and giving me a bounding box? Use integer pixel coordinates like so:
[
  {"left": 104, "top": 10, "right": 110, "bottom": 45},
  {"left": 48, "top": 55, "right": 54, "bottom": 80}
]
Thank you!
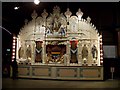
[{"left": 2, "top": 2, "right": 120, "bottom": 79}]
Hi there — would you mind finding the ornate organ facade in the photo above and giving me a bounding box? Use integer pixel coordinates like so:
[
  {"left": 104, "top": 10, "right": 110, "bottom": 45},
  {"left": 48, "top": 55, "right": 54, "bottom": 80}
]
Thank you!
[{"left": 16, "top": 6, "right": 103, "bottom": 80}]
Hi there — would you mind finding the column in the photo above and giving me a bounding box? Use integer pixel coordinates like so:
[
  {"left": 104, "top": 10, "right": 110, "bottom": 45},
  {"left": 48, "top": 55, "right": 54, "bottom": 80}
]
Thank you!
[
  {"left": 31, "top": 41, "right": 35, "bottom": 64},
  {"left": 77, "top": 40, "right": 81, "bottom": 65},
  {"left": 118, "top": 30, "right": 120, "bottom": 57},
  {"left": 66, "top": 40, "right": 70, "bottom": 66},
  {"left": 16, "top": 37, "right": 19, "bottom": 60},
  {"left": 42, "top": 41, "right": 46, "bottom": 64},
  {"left": 100, "top": 35, "right": 103, "bottom": 66}
]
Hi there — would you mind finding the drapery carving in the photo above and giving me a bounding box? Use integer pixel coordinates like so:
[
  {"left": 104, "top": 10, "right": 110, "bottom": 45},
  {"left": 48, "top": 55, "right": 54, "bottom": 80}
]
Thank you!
[{"left": 70, "top": 41, "right": 78, "bottom": 63}]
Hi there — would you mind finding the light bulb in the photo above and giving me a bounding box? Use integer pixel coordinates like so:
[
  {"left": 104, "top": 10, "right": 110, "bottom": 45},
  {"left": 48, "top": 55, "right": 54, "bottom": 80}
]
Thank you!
[
  {"left": 14, "top": 7, "right": 19, "bottom": 10},
  {"left": 34, "top": 0, "right": 40, "bottom": 5}
]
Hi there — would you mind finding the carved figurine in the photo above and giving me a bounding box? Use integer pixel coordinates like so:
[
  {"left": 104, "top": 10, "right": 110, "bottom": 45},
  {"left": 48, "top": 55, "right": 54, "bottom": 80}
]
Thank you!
[
  {"left": 82, "top": 44, "right": 88, "bottom": 59},
  {"left": 91, "top": 45, "right": 98, "bottom": 59},
  {"left": 26, "top": 45, "right": 31, "bottom": 59},
  {"left": 18, "top": 45, "right": 24, "bottom": 59}
]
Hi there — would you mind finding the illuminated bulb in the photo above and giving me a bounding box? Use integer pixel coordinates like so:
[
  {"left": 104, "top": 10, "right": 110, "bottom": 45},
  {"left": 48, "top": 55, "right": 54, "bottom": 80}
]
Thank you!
[
  {"left": 14, "top": 7, "right": 19, "bottom": 10},
  {"left": 34, "top": 0, "right": 40, "bottom": 5},
  {"left": 13, "top": 43, "right": 16, "bottom": 45},
  {"left": 13, "top": 46, "right": 15, "bottom": 49},
  {"left": 100, "top": 35, "right": 102, "bottom": 38},
  {"left": 100, "top": 42, "right": 103, "bottom": 45},
  {"left": 100, "top": 61, "right": 103, "bottom": 63},
  {"left": 13, "top": 40, "right": 16, "bottom": 42},
  {"left": 12, "top": 60, "right": 14, "bottom": 62},
  {"left": 27, "top": 45, "right": 29, "bottom": 48},
  {"left": 100, "top": 50, "right": 103, "bottom": 52},
  {"left": 13, "top": 49, "right": 15, "bottom": 52},
  {"left": 100, "top": 57, "right": 103, "bottom": 59},
  {"left": 13, "top": 37, "right": 16, "bottom": 39},
  {"left": 28, "top": 57, "right": 31, "bottom": 60},
  {"left": 12, "top": 56, "right": 15, "bottom": 59},
  {"left": 12, "top": 53, "right": 15, "bottom": 55}
]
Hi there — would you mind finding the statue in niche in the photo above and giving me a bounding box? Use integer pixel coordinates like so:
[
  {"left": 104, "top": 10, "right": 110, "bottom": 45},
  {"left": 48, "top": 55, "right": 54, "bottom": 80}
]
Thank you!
[
  {"left": 91, "top": 45, "right": 98, "bottom": 60},
  {"left": 82, "top": 44, "right": 88, "bottom": 60},
  {"left": 18, "top": 45, "right": 24, "bottom": 59},
  {"left": 53, "top": 17, "right": 58, "bottom": 30},
  {"left": 26, "top": 45, "right": 31, "bottom": 60},
  {"left": 52, "top": 16, "right": 61, "bottom": 32},
  {"left": 35, "top": 41, "right": 42, "bottom": 63}
]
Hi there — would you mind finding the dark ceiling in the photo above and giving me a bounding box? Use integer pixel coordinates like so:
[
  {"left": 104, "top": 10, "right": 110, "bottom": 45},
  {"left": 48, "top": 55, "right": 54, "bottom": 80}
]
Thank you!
[
  {"left": 2, "top": 2, "right": 120, "bottom": 35},
  {"left": 1, "top": 2, "right": 120, "bottom": 52}
]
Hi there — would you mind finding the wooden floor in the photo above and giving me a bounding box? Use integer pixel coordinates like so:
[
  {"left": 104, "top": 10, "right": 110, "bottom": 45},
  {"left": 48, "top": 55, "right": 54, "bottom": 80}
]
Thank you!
[{"left": 2, "top": 78, "right": 119, "bottom": 89}]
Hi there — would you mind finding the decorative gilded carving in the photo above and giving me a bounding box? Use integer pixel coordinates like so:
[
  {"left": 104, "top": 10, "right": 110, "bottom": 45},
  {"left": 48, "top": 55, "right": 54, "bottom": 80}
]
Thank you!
[
  {"left": 64, "top": 8, "right": 72, "bottom": 18},
  {"left": 87, "top": 16, "right": 91, "bottom": 23},
  {"left": 31, "top": 10, "right": 38, "bottom": 19},
  {"left": 46, "top": 45, "right": 66, "bottom": 64},
  {"left": 76, "top": 8, "right": 83, "bottom": 20},
  {"left": 41, "top": 9, "right": 48, "bottom": 19},
  {"left": 53, "top": 5, "right": 60, "bottom": 14}
]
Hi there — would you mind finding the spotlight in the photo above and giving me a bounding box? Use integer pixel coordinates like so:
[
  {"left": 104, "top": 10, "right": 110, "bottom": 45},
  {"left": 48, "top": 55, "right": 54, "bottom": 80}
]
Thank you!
[
  {"left": 14, "top": 7, "right": 19, "bottom": 10},
  {"left": 34, "top": 0, "right": 40, "bottom": 5}
]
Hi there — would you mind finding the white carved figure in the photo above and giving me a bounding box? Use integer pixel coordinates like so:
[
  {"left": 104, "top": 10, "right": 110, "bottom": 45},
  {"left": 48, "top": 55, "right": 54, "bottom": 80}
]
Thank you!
[
  {"left": 82, "top": 44, "right": 88, "bottom": 59},
  {"left": 91, "top": 45, "right": 98, "bottom": 59},
  {"left": 31, "top": 10, "right": 38, "bottom": 19},
  {"left": 87, "top": 16, "right": 91, "bottom": 23},
  {"left": 26, "top": 45, "right": 31, "bottom": 60},
  {"left": 18, "top": 46, "right": 24, "bottom": 59},
  {"left": 18, "top": 44, "right": 25, "bottom": 59},
  {"left": 76, "top": 8, "right": 83, "bottom": 20},
  {"left": 64, "top": 8, "right": 72, "bottom": 18}
]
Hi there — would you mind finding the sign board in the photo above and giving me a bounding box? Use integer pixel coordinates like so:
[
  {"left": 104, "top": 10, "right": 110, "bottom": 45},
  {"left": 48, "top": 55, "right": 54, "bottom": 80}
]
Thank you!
[
  {"left": 103, "top": 45, "right": 117, "bottom": 58},
  {"left": 6, "top": 49, "right": 10, "bottom": 52}
]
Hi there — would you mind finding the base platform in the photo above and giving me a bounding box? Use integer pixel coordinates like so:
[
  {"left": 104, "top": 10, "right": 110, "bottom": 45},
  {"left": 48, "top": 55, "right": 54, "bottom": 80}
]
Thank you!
[{"left": 17, "top": 65, "right": 103, "bottom": 80}]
